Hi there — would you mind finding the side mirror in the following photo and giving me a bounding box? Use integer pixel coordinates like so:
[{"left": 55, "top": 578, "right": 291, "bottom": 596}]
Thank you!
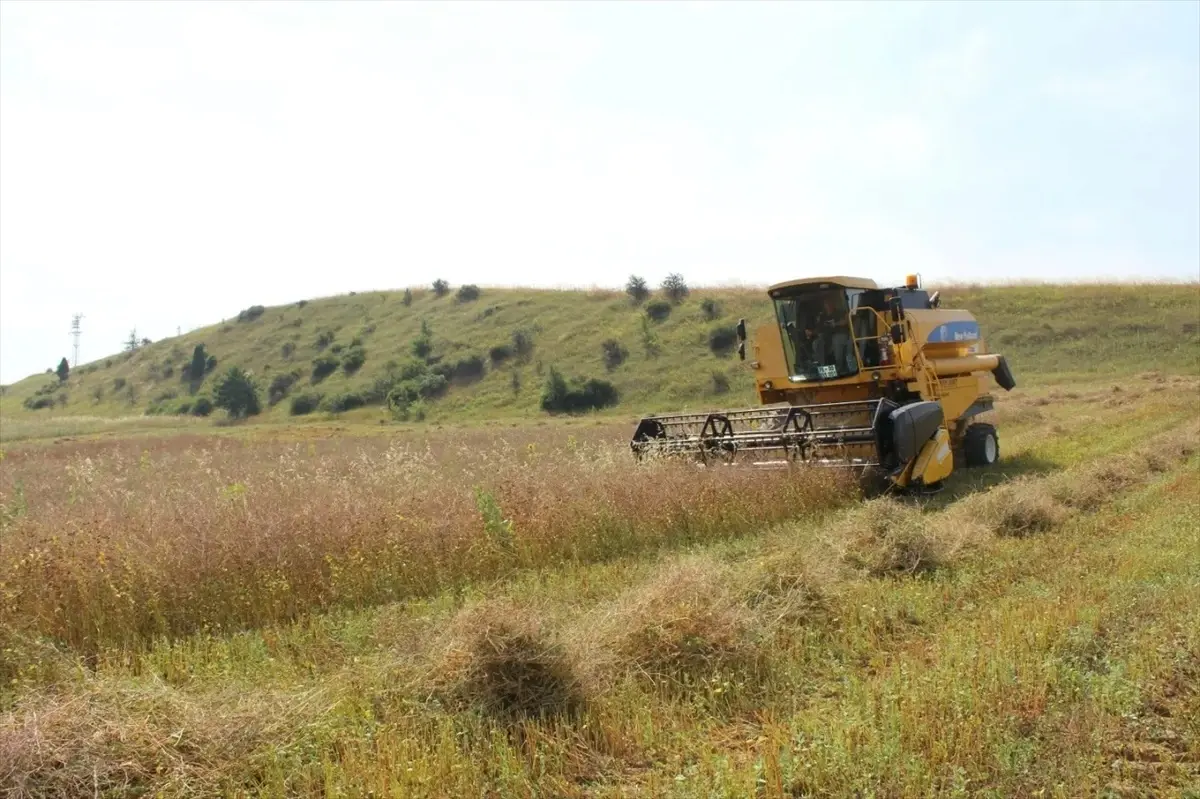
[
  {"left": 735, "top": 318, "right": 746, "bottom": 342},
  {"left": 737, "top": 341, "right": 746, "bottom": 361},
  {"left": 890, "top": 323, "right": 904, "bottom": 344},
  {"left": 928, "top": 290, "right": 940, "bottom": 309},
  {"left": 889, "top": 296, "right": 905, "bottom": 323}
]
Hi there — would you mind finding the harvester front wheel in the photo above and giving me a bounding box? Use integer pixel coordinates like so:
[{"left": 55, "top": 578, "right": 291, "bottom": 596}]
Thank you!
[{"left": 964, "top": 423, "right": 999, "bottom": 467}]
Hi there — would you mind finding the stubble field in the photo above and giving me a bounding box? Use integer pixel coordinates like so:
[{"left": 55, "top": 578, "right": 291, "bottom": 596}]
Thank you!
[{"left": 1, "top": 371, "right": 1198, "bottom": 797}]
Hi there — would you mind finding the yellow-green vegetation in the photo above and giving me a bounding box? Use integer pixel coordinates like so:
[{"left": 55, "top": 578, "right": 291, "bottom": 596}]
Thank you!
[
  {"left": 2, "top": 368, "right": 1198, "bottom": 796},
  {"left": 2, "top": 281, "right": 1197, "bottom": 435},
  {"left": 1, "top": 283, "right": 1198, "bottom": 796}
]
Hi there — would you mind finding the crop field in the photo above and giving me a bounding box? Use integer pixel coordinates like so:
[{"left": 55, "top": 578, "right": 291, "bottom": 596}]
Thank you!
[{"left": 2, "top": 361, "right": 1198, "bottom": 797}]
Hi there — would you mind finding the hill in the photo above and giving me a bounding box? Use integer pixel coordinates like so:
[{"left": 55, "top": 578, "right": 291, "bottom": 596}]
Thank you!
[{"left": 2, "top": 280, "right": 1198, "bottom": 425}]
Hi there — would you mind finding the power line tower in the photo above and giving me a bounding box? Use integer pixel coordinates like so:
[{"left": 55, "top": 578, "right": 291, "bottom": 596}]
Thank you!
[{"left": 69, "top": 313, "right": 84, "bottom": 366}]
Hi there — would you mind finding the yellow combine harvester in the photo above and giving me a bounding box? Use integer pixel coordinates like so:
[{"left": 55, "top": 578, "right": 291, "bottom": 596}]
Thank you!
[{"left": 631, "top": 275, "right": 1017, "bottom": 492}]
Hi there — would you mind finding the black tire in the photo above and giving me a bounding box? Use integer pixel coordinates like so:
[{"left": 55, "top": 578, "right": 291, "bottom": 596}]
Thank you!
[{"left": 963, "top": 422, "right": 999, "bottom": 467}]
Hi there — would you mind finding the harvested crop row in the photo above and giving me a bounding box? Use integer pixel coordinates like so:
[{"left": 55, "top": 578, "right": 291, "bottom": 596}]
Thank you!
[{"left": 950, "top": 420, "right": 1199, "bottom": 538}]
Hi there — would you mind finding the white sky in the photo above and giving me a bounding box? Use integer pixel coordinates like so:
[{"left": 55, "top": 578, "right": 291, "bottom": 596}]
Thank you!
[{"left": 1, "top": 0, "right": 1198, "bottom": 382}]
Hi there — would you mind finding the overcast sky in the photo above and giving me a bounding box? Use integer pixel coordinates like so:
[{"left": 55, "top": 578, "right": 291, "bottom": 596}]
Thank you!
[{"left": 1, "top": 1, "right": 1198, "bottom": 383}]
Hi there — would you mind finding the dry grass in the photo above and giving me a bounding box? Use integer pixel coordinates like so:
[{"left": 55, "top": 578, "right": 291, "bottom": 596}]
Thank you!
[
  {"left": 422, "top": 598, "right": 585, "bottom": 721},
  {"left": 0, "top": 433, "right": 852, "bottom": 671},
  {"left": 0, "top": 681, "right": 328, "bottom": 798},
  {"left": 579, "top": 558, "right": 759, "bottom": 688},
  {"left": 742, "top": 544, "right": 838, "bottom": 628},
  {"left": 824, "top": 497, "right": 986, "bottom": 576},
  {"left": 963, "top": 478, "right": 1072, "bottom": 537}
]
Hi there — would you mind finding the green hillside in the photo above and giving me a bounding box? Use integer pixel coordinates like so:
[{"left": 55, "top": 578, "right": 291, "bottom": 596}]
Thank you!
[{"left": 2, "top": 281, "right": 1198, "bottom": 425}]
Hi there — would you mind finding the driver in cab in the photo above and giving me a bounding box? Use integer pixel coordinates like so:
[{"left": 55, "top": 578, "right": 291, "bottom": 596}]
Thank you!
[{"left": 815, "top": 296, "right": 856, "bottom": 375}]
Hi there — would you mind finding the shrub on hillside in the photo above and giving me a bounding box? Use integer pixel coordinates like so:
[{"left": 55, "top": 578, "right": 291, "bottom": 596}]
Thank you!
[
  {"left": 314, "top": 330, "right": 335, "bottom": 350},
  {"left": 113, "top": 377, "right": 127, "bottom": 391},
  {"left": 601, "top": 339, "right": 628, "bottom": 370},
  {"left": 489, "top": 343, "right": 513, "bottom": 365},
  {"left": 540, "top": 368, "right": 619, "bottom": 414},
  {"left": 700, "top": 297, "right": 721, "bottom": 321},
  {"left": 268, "top": 371, "right": 301, "bottom": 405},
  {"left": 311, "top": 355, "right": 338, "bottom": 383},
  {"left": 322, "top": 392, "right": 366, "bottom": 413},
  {"left": 213, "top": 366, "right": 261, "bottom": 419},
  {"left": 387, "top": 379, "right": 442, "bottom": 419},
  {"left": 456, "top": 284, "right": 481, "bottom": 302},
  {"left": 341, "top": 346, "right": 367, "bottom": 375},
  {"left": 711, "top": 371, "right": 730, "bottom": 394},
  {"left": 281, "top": 341, "right": 296, "bottom": 360},
  {"left": 434, "top": 354, "right": 485, "bottom": 383},
  {"left": 512, "top": 328, "right": 535, "bottom": 360},
  {"left": 180, "top": 344, "right": 216, "bottom": 382},
  {"left": 402, "top": 288, "right": 413, "bottom": 306},
  {"left": 661, "top": 273, "right": 689, "bottom": 303},
  {"left": 23, "top": 395, "right": 55, "bottom": 411},
  {"left": 190, "top": 397, "right": 214, "bottom": 417},
  {"left": 174, "top": 401, "right": 192, "bottom": 415},
  {"left": 364, "top": 373, "right": 401, "bottom": 405},
  {"left": 411, "top": 335, "right": 433, "bottom": 361},
  {"left": 641, "top": 316, "right": 661, "bottom": 356},
  {"left": 645, "top": 300, "right": 672, "bottom": 322},
  {"left": 236, "top": 305, "right": 265, "bottom": 323},
  {"left": 708, "top": 325, "right": 738, "bottom": 355},
  {"left": 385, "top": 360, "right": 450, "bottom": 418},
  {"left": 289, "top": 392, "right": 322, "bottom": 416},
  {"left": 432, "top": 279, "right": 450, "bottom": 297},
  {"left": 625, "top": 275, "right": 650, "bottom": 305}
]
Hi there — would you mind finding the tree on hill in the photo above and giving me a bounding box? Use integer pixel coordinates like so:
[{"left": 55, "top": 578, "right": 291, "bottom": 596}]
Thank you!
[
  {"left": 432, "top": 279, "right": 450, "bottom": 298},
  {"left": 625, "top": 275, "right": 649, "bottom": 305},
  {"left": 213, "top": 366, "right": 261, "bottom": 419},
  {"left": 55, "top": 357, "right": 70, "bottom": 383},
  {"left": 124, "top": 329, "right": 140, "bottom": 352},
  {"left": 661, "top": 273, "right": 689, "bottom": 304},
  {"left": 183, "top": 344, "right": 214, "bottom": 384}
]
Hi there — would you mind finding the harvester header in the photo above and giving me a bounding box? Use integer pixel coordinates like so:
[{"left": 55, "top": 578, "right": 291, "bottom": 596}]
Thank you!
[{"left": 631, "top": 275, "right": 1016, "bottom": 492}]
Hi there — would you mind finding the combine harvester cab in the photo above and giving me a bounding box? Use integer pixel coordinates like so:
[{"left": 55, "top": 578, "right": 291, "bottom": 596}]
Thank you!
[{"left": 631, "top": 275, "right": 1017, "bottom": 492}]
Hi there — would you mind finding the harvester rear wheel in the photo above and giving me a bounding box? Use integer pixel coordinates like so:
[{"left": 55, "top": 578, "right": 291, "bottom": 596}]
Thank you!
[{"left": 964, "top": 423, "right": 999, "bottom": 467}]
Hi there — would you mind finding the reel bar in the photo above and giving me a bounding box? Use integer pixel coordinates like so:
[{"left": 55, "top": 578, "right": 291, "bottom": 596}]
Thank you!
[{"left": 631, "top": 399, "right": 884, "bottom": 467}]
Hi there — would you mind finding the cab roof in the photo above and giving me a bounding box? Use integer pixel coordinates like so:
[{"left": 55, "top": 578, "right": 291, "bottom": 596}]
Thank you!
[{"left": 767, "top": 276, "right": 879, "bottom": 294}]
